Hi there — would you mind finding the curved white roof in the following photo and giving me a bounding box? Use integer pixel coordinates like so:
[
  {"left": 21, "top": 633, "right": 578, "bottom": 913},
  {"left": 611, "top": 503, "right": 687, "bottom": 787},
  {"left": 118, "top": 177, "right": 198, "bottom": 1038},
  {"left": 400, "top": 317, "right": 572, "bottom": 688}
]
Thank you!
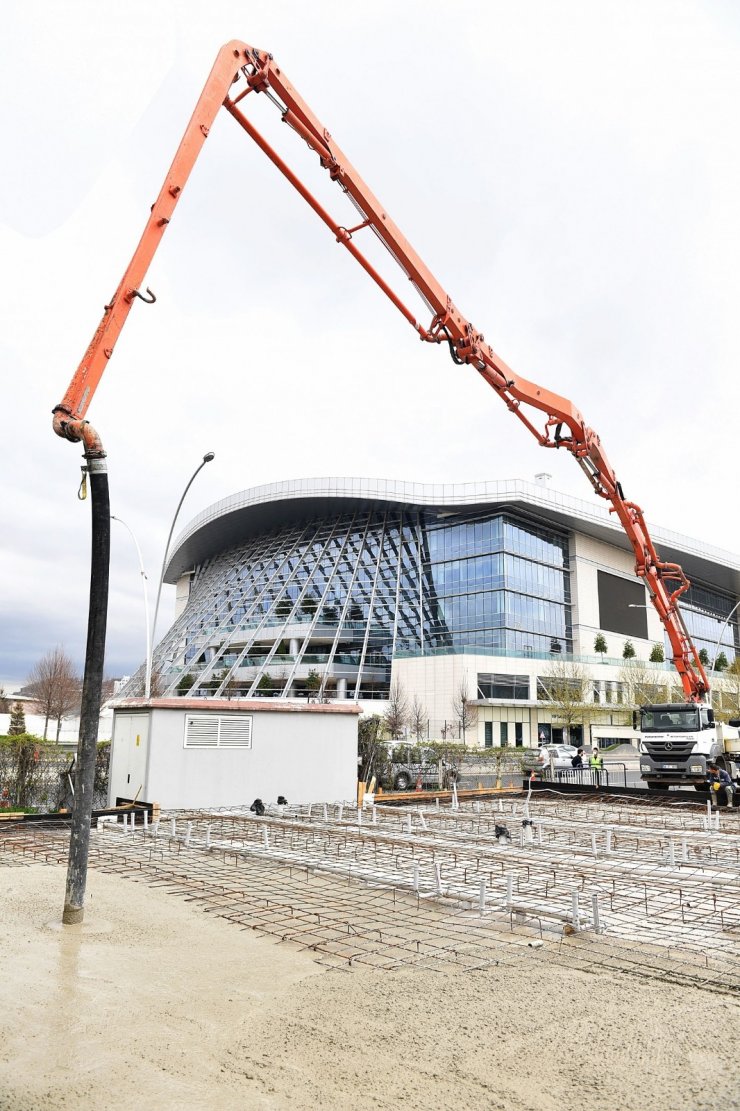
[{"left": 166, "top": 476, "right": 740, "bottom": 594}]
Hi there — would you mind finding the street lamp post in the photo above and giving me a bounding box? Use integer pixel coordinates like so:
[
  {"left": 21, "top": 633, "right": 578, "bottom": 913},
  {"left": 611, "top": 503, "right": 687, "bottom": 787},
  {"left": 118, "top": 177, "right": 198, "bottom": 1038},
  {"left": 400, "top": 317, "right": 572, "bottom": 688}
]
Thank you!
[
  {"left": 709, "top": 600, "right": 740, "bottom": 675},
  {"left": 145, "top": 452, "right": 215, "bottom": 699},
  {"left": 111, "top": 515, "right": 152, "bottom": 698}
]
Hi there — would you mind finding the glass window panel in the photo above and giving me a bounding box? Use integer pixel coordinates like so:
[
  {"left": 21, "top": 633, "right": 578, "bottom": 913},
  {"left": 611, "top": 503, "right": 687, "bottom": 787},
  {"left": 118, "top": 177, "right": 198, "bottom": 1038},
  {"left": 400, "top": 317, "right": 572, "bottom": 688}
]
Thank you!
[{"left": 477, "top": 673, "right": 529, "bottom": 699}]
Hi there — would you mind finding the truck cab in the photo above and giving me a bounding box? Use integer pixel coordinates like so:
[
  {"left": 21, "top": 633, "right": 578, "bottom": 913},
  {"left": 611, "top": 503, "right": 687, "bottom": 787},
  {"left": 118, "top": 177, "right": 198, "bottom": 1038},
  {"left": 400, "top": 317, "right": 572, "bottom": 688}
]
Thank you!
[{"left": 638, "top": 703, "right": 740, "bottom": 789}]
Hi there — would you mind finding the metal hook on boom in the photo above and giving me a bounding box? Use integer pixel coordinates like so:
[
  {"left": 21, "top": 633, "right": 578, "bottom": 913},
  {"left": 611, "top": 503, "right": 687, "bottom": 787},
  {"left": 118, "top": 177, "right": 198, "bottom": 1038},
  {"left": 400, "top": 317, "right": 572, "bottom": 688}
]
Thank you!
[{"left": 131, "top": 287, "right": 157, "bottom": 304}]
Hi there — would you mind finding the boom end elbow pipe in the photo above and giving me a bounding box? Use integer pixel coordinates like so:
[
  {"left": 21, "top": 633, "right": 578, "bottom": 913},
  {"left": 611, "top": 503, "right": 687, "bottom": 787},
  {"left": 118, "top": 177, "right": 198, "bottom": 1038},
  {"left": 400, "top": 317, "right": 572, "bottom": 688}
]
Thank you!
[{"left": 52, "top": 408, "right": 107, "bottom": 460}]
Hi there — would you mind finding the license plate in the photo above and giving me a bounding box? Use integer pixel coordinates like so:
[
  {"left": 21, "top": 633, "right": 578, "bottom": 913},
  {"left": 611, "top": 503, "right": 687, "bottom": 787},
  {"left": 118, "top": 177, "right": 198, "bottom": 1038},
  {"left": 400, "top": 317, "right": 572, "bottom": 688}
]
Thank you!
[{"left": 662, "top": 764, "right": 678, "bottom": 769}]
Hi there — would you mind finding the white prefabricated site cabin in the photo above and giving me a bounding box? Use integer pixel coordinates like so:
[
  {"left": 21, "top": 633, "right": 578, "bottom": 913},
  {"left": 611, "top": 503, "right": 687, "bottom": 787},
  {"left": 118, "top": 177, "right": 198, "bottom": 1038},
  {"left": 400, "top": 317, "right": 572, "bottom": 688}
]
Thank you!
[{"left": 109, "top": 698, "right": 361, "bottom": 809}]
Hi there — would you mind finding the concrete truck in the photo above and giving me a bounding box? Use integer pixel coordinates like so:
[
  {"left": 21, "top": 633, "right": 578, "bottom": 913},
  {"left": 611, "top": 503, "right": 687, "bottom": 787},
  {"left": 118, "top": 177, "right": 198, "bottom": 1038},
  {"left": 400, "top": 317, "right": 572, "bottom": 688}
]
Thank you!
[{"left": 638, "top": 703, "right": 740, "bottom": 791}]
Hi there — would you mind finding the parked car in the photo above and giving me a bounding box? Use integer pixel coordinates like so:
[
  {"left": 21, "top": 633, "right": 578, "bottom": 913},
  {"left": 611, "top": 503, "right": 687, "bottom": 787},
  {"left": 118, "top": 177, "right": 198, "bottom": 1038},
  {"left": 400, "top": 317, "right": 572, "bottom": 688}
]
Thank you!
[
  {"left": 390, "top": 759, "right": 439, "bottom": 791},
  {"left": 522, "top": 744, "right": 579, "bottom": 772}
]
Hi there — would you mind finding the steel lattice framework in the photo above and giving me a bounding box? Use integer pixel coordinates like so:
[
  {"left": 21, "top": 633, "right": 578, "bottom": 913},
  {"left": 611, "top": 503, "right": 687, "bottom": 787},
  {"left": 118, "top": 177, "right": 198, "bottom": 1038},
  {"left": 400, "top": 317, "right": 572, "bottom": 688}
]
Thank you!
[{"left": 123, "top": 500, "right": 572, "bottom": 701}]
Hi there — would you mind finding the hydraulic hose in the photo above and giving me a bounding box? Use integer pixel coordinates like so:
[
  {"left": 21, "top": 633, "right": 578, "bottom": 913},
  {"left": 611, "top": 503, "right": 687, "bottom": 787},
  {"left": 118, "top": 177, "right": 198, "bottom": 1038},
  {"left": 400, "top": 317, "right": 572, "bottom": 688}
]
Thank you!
[{"left": 63, "top": 454, "right": 110, "bottom": 924}]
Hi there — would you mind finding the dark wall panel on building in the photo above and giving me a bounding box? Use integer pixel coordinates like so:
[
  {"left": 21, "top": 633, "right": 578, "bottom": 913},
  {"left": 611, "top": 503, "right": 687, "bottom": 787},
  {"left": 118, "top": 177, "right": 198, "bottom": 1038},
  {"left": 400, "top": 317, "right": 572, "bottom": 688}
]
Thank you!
[{"left": 597, "top": 571, "right": 648, "bottom": 638}]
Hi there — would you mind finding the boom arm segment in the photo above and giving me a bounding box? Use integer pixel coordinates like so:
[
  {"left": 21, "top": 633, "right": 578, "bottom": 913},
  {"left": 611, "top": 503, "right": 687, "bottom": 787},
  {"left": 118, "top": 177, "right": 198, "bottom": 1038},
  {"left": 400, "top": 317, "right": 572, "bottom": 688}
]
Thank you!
[{"left": 53, "top": 39, "right": 709, "bottom": 701}]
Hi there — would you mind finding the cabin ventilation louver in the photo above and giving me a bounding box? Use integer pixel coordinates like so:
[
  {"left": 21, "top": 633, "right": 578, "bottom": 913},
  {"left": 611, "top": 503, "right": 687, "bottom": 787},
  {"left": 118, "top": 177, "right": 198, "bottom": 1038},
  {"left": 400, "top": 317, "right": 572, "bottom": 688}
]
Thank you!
[
  {"left": 184, "top": 715, "right": 253, "bottom": 749},
  {"left": 218, "top": 716, "right": 253, "bottom": 747}
]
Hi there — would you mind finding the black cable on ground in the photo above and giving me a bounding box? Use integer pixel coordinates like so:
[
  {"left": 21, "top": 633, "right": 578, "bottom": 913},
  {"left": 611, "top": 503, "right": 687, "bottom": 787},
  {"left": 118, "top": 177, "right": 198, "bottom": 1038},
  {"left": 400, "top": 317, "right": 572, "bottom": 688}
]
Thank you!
[{"left": 63, "top": 456, "right": 110, "bottom": 924}]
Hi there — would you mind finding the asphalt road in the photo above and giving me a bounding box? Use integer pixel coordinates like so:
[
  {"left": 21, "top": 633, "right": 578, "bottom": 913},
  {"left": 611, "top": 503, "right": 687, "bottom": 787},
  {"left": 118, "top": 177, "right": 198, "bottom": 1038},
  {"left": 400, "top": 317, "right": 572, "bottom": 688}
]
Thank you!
[{"left": 458, "top": 756, "right": 702, "bottom": 794}]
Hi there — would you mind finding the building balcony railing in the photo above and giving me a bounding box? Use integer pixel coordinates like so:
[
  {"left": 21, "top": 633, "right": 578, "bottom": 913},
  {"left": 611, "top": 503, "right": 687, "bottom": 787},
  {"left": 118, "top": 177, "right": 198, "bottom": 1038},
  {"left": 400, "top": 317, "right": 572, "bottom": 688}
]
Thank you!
[
  {"left": 393, "top": 644, "right": 681, "bottom": 671},
  {"left": 196, "top": 618, "right": 386, "bottom": 650},
  {"left": 206, "top": 652, "right": 390, "bottom": 673}
]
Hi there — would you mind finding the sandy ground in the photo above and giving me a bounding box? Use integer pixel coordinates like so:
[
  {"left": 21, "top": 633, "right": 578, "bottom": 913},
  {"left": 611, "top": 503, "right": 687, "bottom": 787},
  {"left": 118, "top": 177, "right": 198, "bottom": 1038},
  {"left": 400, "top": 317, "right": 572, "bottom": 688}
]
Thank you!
[{"left": 1, "top": 863, "right": 739, "bottom": 1111}]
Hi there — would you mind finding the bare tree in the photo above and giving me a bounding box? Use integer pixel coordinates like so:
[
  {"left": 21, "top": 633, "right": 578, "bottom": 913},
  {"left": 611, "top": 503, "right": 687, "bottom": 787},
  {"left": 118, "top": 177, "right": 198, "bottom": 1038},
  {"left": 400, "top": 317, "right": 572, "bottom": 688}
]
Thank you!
[
  {"left": 53, "top": 675, "right": 79, "bottom": 741},
  {"left": 148, "top": 667, "right": 166, "bottom": 698},
  {"left": 538, "top": 661, "right": 600, "bottom": 744},
  {"left": 714, "top": 658, "right": 740, "bottom": 722},
  {"left": 409, "top": 695, "right": 428, "bottom": 742},
  {"left": 318, "top": 675, "right": 335, "bottom": 704},
  {"left": 100, "top": 676, "right": 116, "bottom": 703},
  {"left": 26, "top": 647, "right": 80, "bottom": 741},
  {"left": 618, "top": 660, "right": 676, "bottom": 709},
  {"left": 225, "top": 674, "right": 246, "bottom": 700},
  {"left": 383, "top": 679, "right": 409, "bottom": 740},
  {"left": 0, "top": 688, "right": 9, "bottom": 714},
  {"left": 452, "top": 677, "right": 477, "bottom": 745}
]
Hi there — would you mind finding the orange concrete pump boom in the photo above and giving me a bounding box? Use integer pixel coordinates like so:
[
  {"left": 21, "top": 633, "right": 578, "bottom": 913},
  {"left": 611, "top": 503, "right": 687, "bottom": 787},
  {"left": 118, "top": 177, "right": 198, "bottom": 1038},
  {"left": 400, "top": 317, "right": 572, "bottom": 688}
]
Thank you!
[{"left": 52, "top": 39, "right": 709, "bottom": 702}]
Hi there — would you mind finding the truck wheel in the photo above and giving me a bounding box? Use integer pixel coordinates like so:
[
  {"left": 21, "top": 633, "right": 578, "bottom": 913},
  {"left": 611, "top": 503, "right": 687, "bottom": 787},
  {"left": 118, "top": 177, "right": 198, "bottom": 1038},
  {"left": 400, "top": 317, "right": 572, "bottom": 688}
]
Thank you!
[
  {"left": 646, "top": 781, "right": 661, "bottom": 791},
  {"left": 394, "top": 771, "right": 412, "bottom": 791},
  {"left": 694, "top": 784, "right": 709, "bottom": 792}
]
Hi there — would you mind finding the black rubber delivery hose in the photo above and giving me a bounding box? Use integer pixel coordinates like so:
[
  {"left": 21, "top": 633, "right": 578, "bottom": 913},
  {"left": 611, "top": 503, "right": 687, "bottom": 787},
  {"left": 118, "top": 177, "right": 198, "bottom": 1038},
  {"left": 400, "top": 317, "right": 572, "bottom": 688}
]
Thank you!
[{"left": 63, "top": 456, "right": 110, "bottom": 924}]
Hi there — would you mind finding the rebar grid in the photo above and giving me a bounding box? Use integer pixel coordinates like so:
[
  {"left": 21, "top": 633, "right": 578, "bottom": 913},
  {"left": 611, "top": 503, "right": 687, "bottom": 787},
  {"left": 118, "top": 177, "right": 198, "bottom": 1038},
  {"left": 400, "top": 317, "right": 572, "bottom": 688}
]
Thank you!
[{"left": 2, "top": 794, "right": 739, "bottom": 991}]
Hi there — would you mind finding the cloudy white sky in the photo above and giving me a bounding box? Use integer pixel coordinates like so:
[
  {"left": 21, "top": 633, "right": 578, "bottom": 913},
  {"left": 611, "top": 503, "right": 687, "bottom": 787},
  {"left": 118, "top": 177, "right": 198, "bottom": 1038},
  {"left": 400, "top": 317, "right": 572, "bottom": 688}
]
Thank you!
[{"left": 2, "top": 0, "right": 740, "bottom": 689}]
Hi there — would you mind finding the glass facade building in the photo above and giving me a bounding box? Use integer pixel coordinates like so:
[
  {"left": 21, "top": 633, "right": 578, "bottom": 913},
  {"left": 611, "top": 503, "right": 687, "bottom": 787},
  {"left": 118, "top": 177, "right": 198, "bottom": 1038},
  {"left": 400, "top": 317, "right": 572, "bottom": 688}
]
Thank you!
[
  {"left": 124, "top": 478, "right": 739, "bottom": 705},
  {"left": 135, "top": 498, "right": 572, "bottom": 699},
  {"left": 673, "top": 582, "right": 738, "bottom": 665}
]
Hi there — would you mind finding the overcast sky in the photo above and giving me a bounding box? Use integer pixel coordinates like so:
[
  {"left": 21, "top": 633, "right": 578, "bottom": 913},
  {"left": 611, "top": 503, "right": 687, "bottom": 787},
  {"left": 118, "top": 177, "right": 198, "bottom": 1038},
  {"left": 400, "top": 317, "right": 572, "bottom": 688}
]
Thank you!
[{"left": 2, "top": 0, "right": 740, "bottom": 690}]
